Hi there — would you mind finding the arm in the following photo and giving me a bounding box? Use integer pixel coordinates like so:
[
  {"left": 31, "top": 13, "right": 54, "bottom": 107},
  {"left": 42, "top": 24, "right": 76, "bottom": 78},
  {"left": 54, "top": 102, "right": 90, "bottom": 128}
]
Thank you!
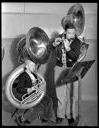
[{"left": 49, "top": 34, "right": 63, "bottom": 51}]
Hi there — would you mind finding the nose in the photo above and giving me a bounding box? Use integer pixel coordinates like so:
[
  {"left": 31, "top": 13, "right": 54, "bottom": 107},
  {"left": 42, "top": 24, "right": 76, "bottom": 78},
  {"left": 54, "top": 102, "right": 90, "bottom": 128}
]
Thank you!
[{"left": 70, "top": 34, "right": 74, "bottom": 38}]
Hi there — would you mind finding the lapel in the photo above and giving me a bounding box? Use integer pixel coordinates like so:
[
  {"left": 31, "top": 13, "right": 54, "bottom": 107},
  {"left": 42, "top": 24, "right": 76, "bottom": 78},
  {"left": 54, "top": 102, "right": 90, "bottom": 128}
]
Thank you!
[{"left": 56, "top": 42, "right": 66, "bottom": 61}]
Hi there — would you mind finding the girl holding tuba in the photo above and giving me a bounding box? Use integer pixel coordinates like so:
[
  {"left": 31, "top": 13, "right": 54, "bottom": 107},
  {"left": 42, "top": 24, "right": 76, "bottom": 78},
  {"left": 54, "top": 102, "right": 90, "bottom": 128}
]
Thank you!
[
  {"left": 50, "top": 21, "right": 82, "bottom": 125},
  {"left": 14, "top": 59, "right": 56, "bottom": 125},
  {"left": 10, "top": 27, "right": 55, "bottom": 125}
]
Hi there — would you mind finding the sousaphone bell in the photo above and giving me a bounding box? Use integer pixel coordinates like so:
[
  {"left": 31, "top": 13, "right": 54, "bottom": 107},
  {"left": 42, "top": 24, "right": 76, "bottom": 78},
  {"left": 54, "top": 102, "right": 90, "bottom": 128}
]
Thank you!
[
  {"left": 61, "top": 3, "right": 85, "bottom": 36},
  {"left": 25, "top": 27, "right": 50, "bottom": 64}
]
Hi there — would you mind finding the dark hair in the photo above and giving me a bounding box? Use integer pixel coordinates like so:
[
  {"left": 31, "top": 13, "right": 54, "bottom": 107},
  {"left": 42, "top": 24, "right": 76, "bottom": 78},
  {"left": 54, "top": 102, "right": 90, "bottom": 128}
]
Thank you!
[{"left": 65, "top": 22, "right": 76, "bottom": 31}]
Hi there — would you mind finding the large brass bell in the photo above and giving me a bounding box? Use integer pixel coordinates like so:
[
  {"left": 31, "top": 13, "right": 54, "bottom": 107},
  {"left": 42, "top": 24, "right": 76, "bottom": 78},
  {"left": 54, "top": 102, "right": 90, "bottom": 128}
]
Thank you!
[
  {"left": 25, "top": 27, "right": 50, "bottom": 64},
  {"left": 61, "top": 3, "right": 85, "bottom": 36}
]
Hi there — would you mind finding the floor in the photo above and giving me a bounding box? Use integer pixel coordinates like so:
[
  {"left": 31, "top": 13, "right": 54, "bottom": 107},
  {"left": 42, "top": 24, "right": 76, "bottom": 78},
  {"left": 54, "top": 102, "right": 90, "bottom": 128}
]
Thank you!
[{"left": 2, "top": 100, "right": 98, "bottom": 126}]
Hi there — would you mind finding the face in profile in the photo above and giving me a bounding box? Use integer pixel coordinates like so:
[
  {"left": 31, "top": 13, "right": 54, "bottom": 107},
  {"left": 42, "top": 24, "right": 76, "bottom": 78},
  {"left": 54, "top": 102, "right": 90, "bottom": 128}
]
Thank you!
[
  {"left": 25, "top": 60, "right": 36, "bottom": 72},
  {"left": 66, "top": 28, "right": 76, "bottom": 41}
]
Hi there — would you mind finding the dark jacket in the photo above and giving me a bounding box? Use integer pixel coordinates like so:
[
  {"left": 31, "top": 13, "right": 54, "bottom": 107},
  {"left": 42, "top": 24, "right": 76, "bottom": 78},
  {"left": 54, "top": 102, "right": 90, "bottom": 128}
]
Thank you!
[
  {"left": 49, "top": 33, "right": 81, "bottom": 67},
  {"left": 16, "top": 72, "right": 33, "bottom": 95}
]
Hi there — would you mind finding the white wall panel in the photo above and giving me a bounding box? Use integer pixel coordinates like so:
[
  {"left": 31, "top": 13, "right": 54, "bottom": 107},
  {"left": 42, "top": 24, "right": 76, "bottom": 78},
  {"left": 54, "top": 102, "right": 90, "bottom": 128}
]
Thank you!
[
  {"left": 2, "top": 3, "right": 97, "bottom": 14},
  {"left": 2, "top": 14, "right": 25, "bottom": 38},
  {"left": 2, "top": 3, "right": 97, "bottom": 39},
  {"left": 2, "top": 3, "right": 24, "bottom": 13},
  {"left": 24, "top": 14, "right": 62, "bottom": 38},
  {"left": 83, "top": 14, "right": 97, "bottom": 39},
  {"left": 2, "top": 13, "right": 97, "bottom": 39}
]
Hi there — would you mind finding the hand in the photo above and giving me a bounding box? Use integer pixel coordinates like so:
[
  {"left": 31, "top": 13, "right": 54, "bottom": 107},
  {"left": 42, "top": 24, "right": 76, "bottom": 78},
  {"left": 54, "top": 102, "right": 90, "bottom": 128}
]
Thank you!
[
  {"left": 64, "top": 39, "right": 71, "bottom": 51},
  {"left": 27, "top": 88, "right": 32, "bottom": 94},
  {"left": 27, "top": 86, "right": 35, "bottom": 94},
  {"left": 53, "top": 37, "right": 62, "bottom": 47}
]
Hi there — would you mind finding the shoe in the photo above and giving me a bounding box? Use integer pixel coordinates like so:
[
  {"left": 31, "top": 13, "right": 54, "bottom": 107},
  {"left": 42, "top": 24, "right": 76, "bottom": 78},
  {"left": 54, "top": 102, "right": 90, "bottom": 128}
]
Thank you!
[
  {"left": 24, "top": 120, "right": 31, "bottom": 124},
  {"left": 41, "top": 118, "right": 55, "bottom": 124},
  {"left": 14, "top": 115, "right": 30, "bottom": 126},
  {"left": 67, "top": 118, "right": 75, "bottom": 125},
  {"left": 56, "top": 117, "right": 63, "bottom": 124},
  {"left": 41, "top": 119, "right": 48, "bottom": 123},
  {"left": 14, "top": 116, "right": 24, "bottom": 126}
]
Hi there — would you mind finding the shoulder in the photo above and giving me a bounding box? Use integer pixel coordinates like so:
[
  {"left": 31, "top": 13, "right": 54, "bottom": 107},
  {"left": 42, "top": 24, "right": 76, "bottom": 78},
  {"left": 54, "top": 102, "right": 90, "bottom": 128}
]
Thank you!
[
  {"left": 73, "top": 36, "right": 81, "bottom": 46},
  {"left": 19, "top": 72, "right": 29, "bottom": 79}
]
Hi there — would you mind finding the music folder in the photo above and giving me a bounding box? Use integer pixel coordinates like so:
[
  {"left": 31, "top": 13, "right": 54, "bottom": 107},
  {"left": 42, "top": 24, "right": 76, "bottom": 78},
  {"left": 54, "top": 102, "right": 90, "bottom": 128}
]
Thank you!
[{"left": 58, "top": 60, "right": 95, "bottom": 85}]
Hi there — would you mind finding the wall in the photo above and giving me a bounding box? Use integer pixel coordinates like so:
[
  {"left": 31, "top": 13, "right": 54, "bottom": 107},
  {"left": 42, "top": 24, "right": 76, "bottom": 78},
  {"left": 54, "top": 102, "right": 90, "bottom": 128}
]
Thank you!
[
  {"left": 2, "top": 3, "right": 97, "bottom": 101},
  {"left": 2, "top": 3, "right": 97, "bottom": 39}
]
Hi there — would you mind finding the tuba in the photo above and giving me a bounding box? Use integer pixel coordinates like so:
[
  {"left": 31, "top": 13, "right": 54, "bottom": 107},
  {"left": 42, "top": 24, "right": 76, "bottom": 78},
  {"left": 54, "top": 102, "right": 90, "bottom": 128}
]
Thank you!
[
  {"left": 5, "top": 27, "right": 50, "bottom": 109},
  {"left": 60, "top": 4, "right": 87, "bottom": 64},
  {"left": 61, "top": 3, "right": 85, "bottom": 36},
  {"left": 54, "top": 3, "right": 85, "bottom": 48}
]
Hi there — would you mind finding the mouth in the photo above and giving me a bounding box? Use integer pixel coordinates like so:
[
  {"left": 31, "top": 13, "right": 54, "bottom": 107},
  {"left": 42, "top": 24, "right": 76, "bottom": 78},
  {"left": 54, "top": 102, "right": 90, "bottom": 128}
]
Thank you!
[{"left": 68, "top": 38, "right": 74, "bottom": 42}]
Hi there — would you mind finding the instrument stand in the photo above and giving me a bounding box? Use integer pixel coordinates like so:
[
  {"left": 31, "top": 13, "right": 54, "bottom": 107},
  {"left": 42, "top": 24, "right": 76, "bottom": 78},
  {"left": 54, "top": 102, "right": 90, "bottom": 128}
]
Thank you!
[
  {"left": 61, "top": 60, "right": 95, "bottom": 126},
  {"left": 11, "top": 108, "right": 19, "bottom": 118},
  {"left": 73, "top": 67, "right": 86, "bottom": 126},
  {"left": 69, "top": 67, "right": 85, "bottom": 126}
]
